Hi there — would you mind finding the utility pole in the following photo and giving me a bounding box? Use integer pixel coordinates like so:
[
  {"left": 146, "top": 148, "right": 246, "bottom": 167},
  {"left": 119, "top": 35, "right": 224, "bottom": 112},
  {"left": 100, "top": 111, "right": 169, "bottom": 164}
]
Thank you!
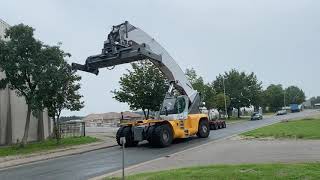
[
  {"left": 223, "top": 78, "right": 228, "bottom": 118},
  {"left": 283, "top": 91, "right": 286, "bottom": 108}
]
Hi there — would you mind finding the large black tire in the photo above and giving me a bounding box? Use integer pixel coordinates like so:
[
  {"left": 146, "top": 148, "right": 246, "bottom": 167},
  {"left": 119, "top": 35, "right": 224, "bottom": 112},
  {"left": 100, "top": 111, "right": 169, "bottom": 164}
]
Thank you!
[
  {"left": 146, "top": 125, "right": 156, "bottom": 143},
  {"left": 209, "top": 124, "right": 214, "bottom": 130},
  {"left": 213, "top": 123, "right": 217, "bottom": 130},
  {"left": 150, "top": 124, "right": 173, "bottom": 147},
  {"left": 217, "top": 122, "right": 222, "bottom": 129},
  {"left": 222, "top": 121, "right": 226, "bottom": 128},
  {"left": 116, "top": 126, "right": 138, "bottom": 147},
  {"left": 197, "top": 119, "right": 210, "bottom": 138},
  {"left": 116, "top": 126, "right": 125, "bottom": 146}
]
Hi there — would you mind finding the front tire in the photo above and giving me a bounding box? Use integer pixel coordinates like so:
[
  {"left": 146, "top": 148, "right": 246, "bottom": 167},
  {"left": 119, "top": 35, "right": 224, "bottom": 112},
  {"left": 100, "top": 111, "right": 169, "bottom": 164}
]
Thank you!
[
  {"left": 197, "top": 119, "right": 210, "bottom": 138},
  {"left": 150, "top": 124, "right": 173, "bottom": 147}
]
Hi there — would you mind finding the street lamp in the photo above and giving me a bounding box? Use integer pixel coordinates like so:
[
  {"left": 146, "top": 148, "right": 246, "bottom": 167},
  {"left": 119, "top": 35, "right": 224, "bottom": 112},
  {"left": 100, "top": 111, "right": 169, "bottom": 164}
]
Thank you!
[{"left": 222, "top": 78, "right": 228, "bottom": 118}]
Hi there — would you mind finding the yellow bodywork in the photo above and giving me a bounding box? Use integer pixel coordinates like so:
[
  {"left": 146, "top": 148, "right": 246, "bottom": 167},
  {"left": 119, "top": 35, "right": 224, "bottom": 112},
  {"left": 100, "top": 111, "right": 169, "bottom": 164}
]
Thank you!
[{"left": 122, "top": 113, "right": 208, "bottom": 139}]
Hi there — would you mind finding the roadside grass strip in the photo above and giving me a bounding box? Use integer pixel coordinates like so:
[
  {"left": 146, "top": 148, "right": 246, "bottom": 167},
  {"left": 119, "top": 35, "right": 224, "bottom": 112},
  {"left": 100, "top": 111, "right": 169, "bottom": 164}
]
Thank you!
[
  {"left": 241, "top": 117, "right": 320, "bottom": 139},
  {"left": 106, "top": 163, "right": 320, "bottom": 180},
  {"left": 225, "top": 116, "right": 250, "bottom": 124},
  {"left": 0, "top": 136, "right": 99, "bottom": 157}
]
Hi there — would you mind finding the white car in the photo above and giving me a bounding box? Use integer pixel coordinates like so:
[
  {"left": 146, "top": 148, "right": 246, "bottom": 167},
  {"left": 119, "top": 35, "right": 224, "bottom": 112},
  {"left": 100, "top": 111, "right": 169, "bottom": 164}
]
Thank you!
[{"left": 276, "top": 110, "right": 287, "bottom": 115}]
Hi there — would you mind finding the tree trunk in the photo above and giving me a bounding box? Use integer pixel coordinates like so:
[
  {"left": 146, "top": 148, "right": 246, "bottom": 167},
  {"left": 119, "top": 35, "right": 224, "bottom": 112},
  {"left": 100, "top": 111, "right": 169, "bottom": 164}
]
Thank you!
[
  {"left": 53, "top": 118, "right": 60, "bottom": 144},
  {"left": 37, "top": 111, "right": 44, "bottom": 141},
  {"left": 21, "top": 105, "right": 32, "bottom": 146},
  {"left": 146, "top": 109, "right": 150, "bottom": 119},
  {"left": 237, "top": 107, "right": 241, "bottom": 118},
  {"left": 142, "top": 110, "right": 147, "bottom": 120},
  {"left": 6, "top": 88, "right": 12, "bottom": 145}
]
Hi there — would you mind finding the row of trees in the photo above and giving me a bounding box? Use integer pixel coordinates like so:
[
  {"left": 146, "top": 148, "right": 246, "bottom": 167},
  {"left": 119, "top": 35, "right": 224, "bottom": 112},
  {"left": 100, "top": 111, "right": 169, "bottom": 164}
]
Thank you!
[
  {"left": 113, "top": 61, "right": 306, "bottom": 119},
  {"left": 0, "top": 24, "right": 83, "bottom": 145},
  {"left": 262, "top": 84, "right": 305, "bottom": 112},
  {"left": 186, "top": 68, "right": 263, "bottom": 117}
]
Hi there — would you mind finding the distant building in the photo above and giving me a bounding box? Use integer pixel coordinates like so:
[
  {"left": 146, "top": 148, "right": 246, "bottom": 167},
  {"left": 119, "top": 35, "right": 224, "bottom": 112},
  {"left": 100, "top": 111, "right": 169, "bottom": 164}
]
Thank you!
[
  {"left": 303, "top": 99, "right": 312, "bottom": 109},
  {"left": 83, "top": 111, "right": 143, "bottom": 127},
  {"left": 0, "top": 18, "right": 51, "bottom": 145}
]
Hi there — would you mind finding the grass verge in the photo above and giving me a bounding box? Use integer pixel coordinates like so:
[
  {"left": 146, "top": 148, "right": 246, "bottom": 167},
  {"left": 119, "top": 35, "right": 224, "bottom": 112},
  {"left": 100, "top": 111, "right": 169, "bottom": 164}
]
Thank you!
[
  {"left": 225, "top": 116, "right": 250, "bottom": 124},
  {"left": 107, "top": 163, "right": 320, "bottom": 180},
  {"left": 241, "top": 117, "right": 320, "bottom": 139},
  {"left": 0, "top": 136, "right": 99, "bottom": 157}
]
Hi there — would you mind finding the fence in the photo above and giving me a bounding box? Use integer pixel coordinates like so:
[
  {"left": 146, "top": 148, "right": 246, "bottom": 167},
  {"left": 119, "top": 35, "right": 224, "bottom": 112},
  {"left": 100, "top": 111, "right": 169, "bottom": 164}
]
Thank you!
[{"left": 58, "top": 121, "right": 86, "bottom": 138}]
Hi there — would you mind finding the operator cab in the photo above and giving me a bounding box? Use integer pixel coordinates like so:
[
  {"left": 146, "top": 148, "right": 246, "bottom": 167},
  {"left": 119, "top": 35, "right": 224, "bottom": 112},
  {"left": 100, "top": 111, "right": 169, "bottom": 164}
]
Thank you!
[{"left": 159, "top": 95, "right": 189, "bottom": 120}]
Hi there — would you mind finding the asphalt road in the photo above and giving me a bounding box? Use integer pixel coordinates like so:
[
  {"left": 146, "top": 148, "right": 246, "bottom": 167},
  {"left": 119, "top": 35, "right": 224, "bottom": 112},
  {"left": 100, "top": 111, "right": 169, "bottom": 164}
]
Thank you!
[{"left": 0, "top": 110, "right": 318, "bottom": 180}]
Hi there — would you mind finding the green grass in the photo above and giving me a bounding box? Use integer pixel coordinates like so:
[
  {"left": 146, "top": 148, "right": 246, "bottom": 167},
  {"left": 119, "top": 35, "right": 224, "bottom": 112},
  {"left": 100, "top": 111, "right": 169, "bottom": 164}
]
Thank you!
[
  {"left": 107, "top": 163, "right": 320, "bottom": 180},
  {"left": 0, "top": 136, "right": 99, "bottom": 157},
  {"left": 225, "top": 116, "right": 250, "bottom": 124},
  {"left": 263, "top": 112, "right": 276, "bottom": 116},
  {"left": 242, "top": 118, "right": 320, "bottom": 139}
]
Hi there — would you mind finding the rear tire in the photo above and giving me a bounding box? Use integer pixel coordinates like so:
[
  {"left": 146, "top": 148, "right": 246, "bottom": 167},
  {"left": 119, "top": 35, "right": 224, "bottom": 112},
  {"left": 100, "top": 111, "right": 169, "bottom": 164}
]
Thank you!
[
  {"left": 222, "top": 122, "right": 226, "bottom": 128},
  {"left": 116, "top": 126, "right": 138, "bottom": 147},
  {"left": 150, "top": 124, "right": 173, "bottom": 147},
  {"left": 116, "top": 127, "right": 125, "bottom": 146},
  {"left": 212, "top": 123, "right": 217, "bottom": 130},
  {"left": 197, "top": 120, "right": 210, "bottom": 138}
]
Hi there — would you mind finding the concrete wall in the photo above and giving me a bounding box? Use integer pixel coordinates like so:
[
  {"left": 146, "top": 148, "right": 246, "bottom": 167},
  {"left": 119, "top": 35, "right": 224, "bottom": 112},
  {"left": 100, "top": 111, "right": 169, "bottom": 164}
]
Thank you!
[
  {"left": 0, "top": 18, "right": 52, "bottom": 145},
  {"left": 0, "top": 72, "right": 10, "bottom": 144}
]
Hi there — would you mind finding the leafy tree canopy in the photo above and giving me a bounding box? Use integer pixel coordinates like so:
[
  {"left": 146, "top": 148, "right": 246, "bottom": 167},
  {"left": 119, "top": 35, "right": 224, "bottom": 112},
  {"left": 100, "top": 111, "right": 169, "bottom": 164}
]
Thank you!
[
  {"left": 185, "top": 68, "right": 216, "bottom": 109},
  {"left": 263, "top": 84, "right": 284, "bottom": 112},
  {"left": 213, "top": 93, "right": 231, "bottom": 112},
  {"left": 0, "top": 24, "right": 46, "bottom": 145},
  {"left": 112, "top": 60, "right": 169, "bottom": 119},
  {"left": 285, "top": 86, "right": 305, "bottom": 105},
  {"left": 213, "top": 69, "right": 262, "bottom": 116}
]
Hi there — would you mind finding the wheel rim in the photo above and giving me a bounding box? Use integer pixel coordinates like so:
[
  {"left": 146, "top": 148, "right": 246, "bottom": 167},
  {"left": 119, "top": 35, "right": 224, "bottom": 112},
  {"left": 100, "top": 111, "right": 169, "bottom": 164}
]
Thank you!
[
  {"left": 202, "top": 124, "right": 208, "bottom": 133},
  {"left": 162, "top": 130, "right": 169, "bottom": 142}
]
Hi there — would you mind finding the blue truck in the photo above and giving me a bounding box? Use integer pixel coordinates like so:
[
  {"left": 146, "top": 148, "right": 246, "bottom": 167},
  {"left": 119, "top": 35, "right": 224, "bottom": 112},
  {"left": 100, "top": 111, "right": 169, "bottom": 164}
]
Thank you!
[{"left": 290, "top": 104, "right": 300, "bottom": 113}]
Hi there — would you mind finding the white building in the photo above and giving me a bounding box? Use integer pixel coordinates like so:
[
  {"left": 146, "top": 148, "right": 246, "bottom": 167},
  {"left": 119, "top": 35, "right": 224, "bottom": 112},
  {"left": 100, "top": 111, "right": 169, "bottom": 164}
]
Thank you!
[{"left": 0, "top": 18, "right": 51, "bottom": 145}]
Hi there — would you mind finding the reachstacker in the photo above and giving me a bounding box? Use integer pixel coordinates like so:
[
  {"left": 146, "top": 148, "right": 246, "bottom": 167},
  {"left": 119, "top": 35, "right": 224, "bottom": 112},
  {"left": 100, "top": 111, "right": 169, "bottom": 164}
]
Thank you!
[{"left": 72, "top": 21, "right": 211, "bottom": 147}]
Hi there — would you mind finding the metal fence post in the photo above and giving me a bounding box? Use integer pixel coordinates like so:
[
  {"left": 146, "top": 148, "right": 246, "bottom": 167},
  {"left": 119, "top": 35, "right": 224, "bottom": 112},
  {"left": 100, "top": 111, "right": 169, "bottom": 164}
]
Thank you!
[{"left": 120, "top": 137, "right": 126, "bottom": 180}]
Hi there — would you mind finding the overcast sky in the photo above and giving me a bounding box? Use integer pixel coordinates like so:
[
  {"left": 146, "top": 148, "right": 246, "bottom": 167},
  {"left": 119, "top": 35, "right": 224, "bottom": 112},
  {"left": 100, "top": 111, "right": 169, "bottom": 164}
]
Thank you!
[{"left": 1, "top": 0, "right": 319, "bottom": 116}]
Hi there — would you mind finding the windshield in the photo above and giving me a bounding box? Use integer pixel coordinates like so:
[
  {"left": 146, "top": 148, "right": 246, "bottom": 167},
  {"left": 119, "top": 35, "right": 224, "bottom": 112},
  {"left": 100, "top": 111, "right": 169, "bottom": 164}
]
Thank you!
[{"left": 160, "top": 97, "right": 186, "bottom": 115}]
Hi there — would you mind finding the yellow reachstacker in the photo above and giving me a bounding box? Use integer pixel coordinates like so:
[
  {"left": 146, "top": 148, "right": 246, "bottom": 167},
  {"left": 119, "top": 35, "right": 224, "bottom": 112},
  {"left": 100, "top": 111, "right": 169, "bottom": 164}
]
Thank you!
[{"left": 72, "top": 21, "right": 210, "bottom": 147}]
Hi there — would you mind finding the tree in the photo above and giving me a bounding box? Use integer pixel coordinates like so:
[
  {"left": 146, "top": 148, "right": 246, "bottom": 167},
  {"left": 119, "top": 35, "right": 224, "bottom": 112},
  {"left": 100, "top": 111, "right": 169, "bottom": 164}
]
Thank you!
[
  {"left": 0, "top": 24, "right": 45, "bottom": 146},
  {"left": 202, "top": 83, "right": 216, "bottom": 109},
  {"left": 213, "top": 93, "right": 231, "bottom": 112},
  {"left": 36, "top": 45, "right": 84, "bottom": 142},
  {"left": 213, "top": 69, "right": 262, "bottom": 117},
  {"left": 310, "top": 96, "right": 320, "bottom": 107},
  {"left": 285, "top": 86, "right": 305, "bottom": 105},
  {"left": 112, "top": 60, "right": 168, "bottom": 119},
  {"left": 185, "top": 68, "right": 205, "bottom": 93},
  {"left": 263, "top": 84, "right": 284, "bottom": 112},
  {"left": 185, "top": 68, "right": 216, "bottom": 109}
]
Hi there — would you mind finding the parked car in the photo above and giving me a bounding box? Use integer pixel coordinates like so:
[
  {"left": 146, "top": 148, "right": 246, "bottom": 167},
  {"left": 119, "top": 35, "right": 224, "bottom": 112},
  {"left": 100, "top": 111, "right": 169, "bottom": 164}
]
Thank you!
[
  {"left": 290, "top": 104, "right": 300, "bottom": 113},
  {"left": 251, "top": 112, "right": 263, "bottom": 120},
  {"left": 276, "top": 110, "right": 287, "bottom": 116}
]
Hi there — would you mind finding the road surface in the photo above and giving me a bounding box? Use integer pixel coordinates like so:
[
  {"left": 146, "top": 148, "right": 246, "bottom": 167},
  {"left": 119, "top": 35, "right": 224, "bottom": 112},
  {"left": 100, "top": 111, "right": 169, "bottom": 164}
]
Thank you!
[{"left": 0, "top": 110, "right": 318, "bottom": 180}]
